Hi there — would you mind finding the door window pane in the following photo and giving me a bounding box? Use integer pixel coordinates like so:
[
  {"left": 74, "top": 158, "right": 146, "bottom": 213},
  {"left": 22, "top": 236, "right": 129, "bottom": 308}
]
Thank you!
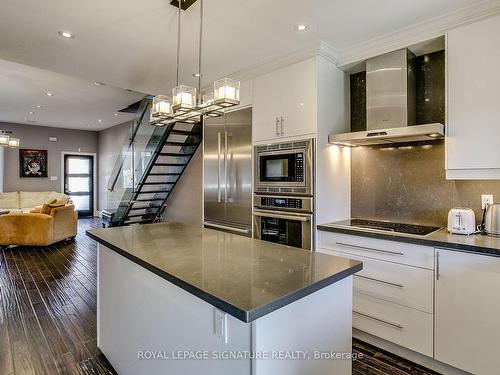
[
  {"left": 70, "top": 195, "right": 90, "bottom": 211},
  {"left": 68, "top": 158, "right": 90, "bottom": 174},
  {"left": 68, "top": 177, "right": 90, "bottom": 193}
]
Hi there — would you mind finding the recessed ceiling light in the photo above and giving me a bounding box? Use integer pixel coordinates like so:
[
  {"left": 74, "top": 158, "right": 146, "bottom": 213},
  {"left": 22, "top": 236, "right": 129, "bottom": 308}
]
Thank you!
[
  {"left": 94, "top": 82, "right": 106, "bottom": 86},
  {"left": 29, "top": 111, "right": 34, "bottom": 115},
  {"left": 192, "top": 73, "right": 202, "bottom": 77},
  {"left": 296, "top": 24, "right": 308, "bottom": 31},
  {"left": 114, "top": 113, "right": 118, "bottom": 116},
  {"left": 46, "top": 92, "right": 53, "bottom": 97},
  {"left": 98, "top": 119, "right": 102, "bottom": 123},
  {"left": 58, "top": 31, "right": 74, "bottom": 39},
  {"left": 36, "top": 105, "right": 42, "bottom": 108}
]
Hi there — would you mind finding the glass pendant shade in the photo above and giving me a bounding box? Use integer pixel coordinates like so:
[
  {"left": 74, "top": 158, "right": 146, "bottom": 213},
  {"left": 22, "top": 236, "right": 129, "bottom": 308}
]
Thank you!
[
  {"left": 151, "top": 95, "right": 172, "bottom": 118},
  {"left": 8, "top": 138, "right": 20, "bottom": 148},
  {"left": 172, "top": 85, "right": 197, "bottom": 112},
  {"left": 213, "top": 78, "right": 240, "bottom": 107},
  {"left": 0, "top": 134, "right": 9, "bottom": 146}
]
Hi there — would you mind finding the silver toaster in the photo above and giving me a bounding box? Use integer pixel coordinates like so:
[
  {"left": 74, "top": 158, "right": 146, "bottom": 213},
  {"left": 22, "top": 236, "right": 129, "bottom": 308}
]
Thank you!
[{"left": 448, "top": 208, "right": 476, "bottom": 235}]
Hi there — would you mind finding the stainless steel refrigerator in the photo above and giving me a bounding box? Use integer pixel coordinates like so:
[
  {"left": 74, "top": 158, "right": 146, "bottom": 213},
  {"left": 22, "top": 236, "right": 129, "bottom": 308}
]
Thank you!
[{"left": 203, "top": 107, "right": 252, "bottom": 236}]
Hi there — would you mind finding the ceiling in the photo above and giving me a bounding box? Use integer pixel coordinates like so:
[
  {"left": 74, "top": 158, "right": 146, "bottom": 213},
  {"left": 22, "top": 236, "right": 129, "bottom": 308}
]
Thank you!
[
  {"left": 0, "top": 0, "right": 488, "bottom": 130},
  {"left": 0, "top": 59, "right": 144, "bottom": 130}
]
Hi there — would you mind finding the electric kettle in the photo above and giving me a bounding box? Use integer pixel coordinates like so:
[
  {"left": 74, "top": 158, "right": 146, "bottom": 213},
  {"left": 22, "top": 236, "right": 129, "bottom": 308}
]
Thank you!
[{"left": 484, "top": 203, "right": 500, "bottom": 236}]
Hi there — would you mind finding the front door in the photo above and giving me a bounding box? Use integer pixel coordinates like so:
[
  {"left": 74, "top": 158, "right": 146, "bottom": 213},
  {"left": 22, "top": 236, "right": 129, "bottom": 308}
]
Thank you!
[{"left": 64, "top": 154, "right": 94, "bottom": 217}]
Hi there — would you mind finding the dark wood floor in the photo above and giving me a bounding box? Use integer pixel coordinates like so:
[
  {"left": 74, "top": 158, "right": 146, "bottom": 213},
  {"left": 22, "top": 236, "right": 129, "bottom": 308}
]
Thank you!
[{"left": 0, "top": 218, "right": 439, "bottom": 375}]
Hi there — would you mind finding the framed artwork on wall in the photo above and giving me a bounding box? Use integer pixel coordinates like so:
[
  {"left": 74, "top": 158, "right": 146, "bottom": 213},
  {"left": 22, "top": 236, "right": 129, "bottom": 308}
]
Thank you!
[{"left": 19, "top": 149, "right": 48, "bottom": 178}]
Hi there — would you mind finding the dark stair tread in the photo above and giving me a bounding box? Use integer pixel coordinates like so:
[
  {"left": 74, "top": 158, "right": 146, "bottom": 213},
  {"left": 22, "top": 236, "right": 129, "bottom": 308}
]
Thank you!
[
  {"left": 163, "top": 141, "right": 199, "bottom": 146},
  {"left": 128, "top": 205, "right": 163, "bottom": 210},
  {"left": 153, "top": 163, "right": 187, "bottom": 167},
  {"left": 142, "top": 182, "right": 175, "bottom": 185},
  {"left": 169, "top": 129, "right": 201, "bottom": 136},
  {"left": 148, "top": 172, "right": 182, "bottom": 176},
  {"left": 136, "top": 190, "right": 172, "bottom": 194},
  {"left": 133, "top": 198, "right": 166, "bottom": 202},
  {"left": 158, "top": 152, "right": 193, "bottom": 157}
]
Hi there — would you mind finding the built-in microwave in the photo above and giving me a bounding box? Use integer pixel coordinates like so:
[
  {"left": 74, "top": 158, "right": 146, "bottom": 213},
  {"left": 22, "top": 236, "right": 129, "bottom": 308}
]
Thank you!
[{"left": 254, "top": 139, "right": 314, "bottom": 195}]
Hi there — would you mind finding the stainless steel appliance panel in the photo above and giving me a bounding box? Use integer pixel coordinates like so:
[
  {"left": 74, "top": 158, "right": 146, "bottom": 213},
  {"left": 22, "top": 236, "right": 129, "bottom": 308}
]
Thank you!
[
  {"left": 203, "top": 116, "right": 226, "bottom": 225},
  {"left": 204, "top": 108, "right": 252, "bottom": 235},
  {"left": 224, "top": 108, "right": 253, "bottom": 228},
  {"left": 253, "top": 209, "right": 312, "bottom": 250},
  {"left": 254, "top": 138, "right": 314, "bottom": 195}
]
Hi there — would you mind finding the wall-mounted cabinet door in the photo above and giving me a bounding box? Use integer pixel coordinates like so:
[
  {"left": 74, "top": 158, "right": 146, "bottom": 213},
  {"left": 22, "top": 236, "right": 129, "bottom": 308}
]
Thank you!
[
  {"left": 435, "top": 249, "right": 500, "bottom": 375},
  {"left": 253, "top": 58, "right": 316, "bottom": 143},
  {"left": 446, "top": 14, "right": 500, "bottom": 179}
]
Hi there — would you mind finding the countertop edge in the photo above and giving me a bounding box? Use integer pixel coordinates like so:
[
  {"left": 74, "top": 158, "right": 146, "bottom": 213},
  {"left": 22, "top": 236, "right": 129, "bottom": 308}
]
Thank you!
[
  {"left": 86, "top": 229, "right": 362, "bottom": 323},
  {"left": 317, "top": 224, "right": 500, "bottom": 257}
]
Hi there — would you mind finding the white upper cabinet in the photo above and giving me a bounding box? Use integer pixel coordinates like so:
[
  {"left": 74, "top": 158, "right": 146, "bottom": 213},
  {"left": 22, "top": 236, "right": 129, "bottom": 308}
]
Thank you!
[
  {"left": 435, "top": 249, "right": 500, "bottom": 375},
  {"left": 253, "top": 58, "right": 316, "bottom": 142},
  {"left": 446, "top": 14, "right": 500, "bottom": 179}
]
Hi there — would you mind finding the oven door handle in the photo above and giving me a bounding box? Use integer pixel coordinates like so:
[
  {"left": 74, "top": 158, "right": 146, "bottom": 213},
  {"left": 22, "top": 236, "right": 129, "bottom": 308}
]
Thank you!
[{"left": 253, "top": 209, "right": 311, "bottom": 222}]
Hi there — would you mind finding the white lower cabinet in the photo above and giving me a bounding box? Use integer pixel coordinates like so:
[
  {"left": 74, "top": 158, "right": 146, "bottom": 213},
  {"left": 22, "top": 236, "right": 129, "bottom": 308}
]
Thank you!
[
  {"left": 319, "top": 232, "right": 435, "bottom": 358},
  {"left": 435, "top": 249, "right": 500, "bottom": 375},
  {"left": 353, "top": 293, "right": 433, "bottom": 357}
]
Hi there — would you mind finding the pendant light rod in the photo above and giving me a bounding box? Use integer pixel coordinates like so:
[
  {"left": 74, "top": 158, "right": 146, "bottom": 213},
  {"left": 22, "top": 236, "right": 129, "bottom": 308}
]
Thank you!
[
  {"left": 176, "top": 0, "right": 182, "bottom": 86},
  {"left": 197, "top": 0, "right": 204, "bottom": 99}
]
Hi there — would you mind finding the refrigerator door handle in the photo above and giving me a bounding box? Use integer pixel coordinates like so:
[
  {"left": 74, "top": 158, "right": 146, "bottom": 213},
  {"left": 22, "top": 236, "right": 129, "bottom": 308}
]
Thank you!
[
  {"left": 217, "top": 132, "right": 222, "bottom": 203},
  {"left": 224, "top": 131, "right": 229, "bottom": 203},
  {"left": 226, "top": 132, "right": 234, "bottom": 203}
]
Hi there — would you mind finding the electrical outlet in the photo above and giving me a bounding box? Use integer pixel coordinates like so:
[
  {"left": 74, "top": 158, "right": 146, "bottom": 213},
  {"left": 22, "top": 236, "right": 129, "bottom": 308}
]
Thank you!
[
  {"left": 214, "top": 309, "right": 228, "bottom": 343},
  {"left": 482, "top": 194, "right": 494, "bottom": 209}
]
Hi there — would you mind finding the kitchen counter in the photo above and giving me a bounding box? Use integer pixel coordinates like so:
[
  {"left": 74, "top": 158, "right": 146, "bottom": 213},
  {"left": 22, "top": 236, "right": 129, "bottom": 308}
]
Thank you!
[
  {"left": 318, "top": 220, "right": 500, "bottom": 257},
  {"left": 87, "top": 222, "right": 361, "bottom": 322},
  {"left": 87, "top": 222, "right": 361, "bottom": 375}
]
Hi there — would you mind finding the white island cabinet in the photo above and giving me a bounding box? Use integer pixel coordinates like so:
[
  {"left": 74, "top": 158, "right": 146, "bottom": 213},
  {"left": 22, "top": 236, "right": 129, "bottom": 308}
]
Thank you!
[
  {"left": 435, "top": 249, "right": 500, "bottom": 375},
  {"left": 88, "top": 223, "right": 362, "bottom": 375},
  {"left": 446, "top": 13, "right": 500, "bottom": 179}
]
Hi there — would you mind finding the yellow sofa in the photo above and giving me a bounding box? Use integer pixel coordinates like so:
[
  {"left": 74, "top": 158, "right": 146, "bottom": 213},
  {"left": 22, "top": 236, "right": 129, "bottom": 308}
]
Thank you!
[{"left": 0, "top": 204, "right": 78, "bottom": 247}]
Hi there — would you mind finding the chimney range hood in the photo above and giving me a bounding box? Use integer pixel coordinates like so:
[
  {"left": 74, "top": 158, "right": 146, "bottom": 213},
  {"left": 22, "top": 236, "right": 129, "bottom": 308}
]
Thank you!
[{"left": 329, "top": 48, "right": 444, "bottom": 146}]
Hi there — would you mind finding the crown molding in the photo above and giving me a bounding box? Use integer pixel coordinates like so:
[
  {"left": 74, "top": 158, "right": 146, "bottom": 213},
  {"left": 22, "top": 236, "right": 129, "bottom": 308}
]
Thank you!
[
  {"left": 337, "top": 0, "right": 500, "bottom": 68},
  {"left": 227, "top": 41, "right": 338, "bottom": 82}
]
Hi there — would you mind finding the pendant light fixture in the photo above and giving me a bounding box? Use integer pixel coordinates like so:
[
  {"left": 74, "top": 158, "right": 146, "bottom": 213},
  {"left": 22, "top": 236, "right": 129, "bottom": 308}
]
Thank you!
[
  {"left": 151, "top": 0, "right": 240, "bottom": 126},
  {"left": 0, "top": 130, "right": 20, "bottom": 148}
]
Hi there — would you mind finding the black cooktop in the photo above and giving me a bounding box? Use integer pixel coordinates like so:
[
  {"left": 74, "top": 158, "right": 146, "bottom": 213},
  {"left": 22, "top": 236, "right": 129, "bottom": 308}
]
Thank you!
[{"left": 347, "top": 219, "right": 441, "bottom": 236}]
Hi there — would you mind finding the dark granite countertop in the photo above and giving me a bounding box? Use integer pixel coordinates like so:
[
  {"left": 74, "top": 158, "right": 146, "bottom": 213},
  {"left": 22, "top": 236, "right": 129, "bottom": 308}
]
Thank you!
[
  {"left": 318, "top": 220, "right": 500, "bottom": 257},
  {"left": 87, "top": 222, "right": 362, "bottom": 323}
]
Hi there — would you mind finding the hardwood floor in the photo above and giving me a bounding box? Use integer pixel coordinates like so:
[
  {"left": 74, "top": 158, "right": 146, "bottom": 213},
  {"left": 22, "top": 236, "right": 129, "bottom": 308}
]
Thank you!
[{"left": 0, "top": 218, "right": 440, "bottom": 375}]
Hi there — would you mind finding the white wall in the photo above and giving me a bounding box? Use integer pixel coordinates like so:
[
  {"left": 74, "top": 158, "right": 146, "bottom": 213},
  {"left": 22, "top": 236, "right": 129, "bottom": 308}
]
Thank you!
[{"left": 315, "top": 56, "right": 351, "bottom": 227}]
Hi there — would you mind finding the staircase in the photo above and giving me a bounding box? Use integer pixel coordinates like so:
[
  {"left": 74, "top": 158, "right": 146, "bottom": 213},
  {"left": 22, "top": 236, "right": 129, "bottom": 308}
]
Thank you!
[{"left": 103, "top": 98, "right": 202, "bottom": 227}]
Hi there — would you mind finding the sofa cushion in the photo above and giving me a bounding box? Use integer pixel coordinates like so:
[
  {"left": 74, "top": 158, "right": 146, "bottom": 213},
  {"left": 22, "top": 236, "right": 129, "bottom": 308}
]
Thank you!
[
  {"left": 48, "top": 192, "right": 70, "bottom": 204},
  {"left": 20, "top": 191, "right": 51, "bottom": 209},
  {"left": 0, "top": 192, "right": 20, "bottom": 209}
]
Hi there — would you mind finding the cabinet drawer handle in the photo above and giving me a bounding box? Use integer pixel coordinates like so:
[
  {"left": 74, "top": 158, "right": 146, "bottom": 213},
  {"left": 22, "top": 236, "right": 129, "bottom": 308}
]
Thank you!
[
  {"left": 336, "top": 242, "right": 404, "bottom": 256},
  {"left": 353, "top": 310, "right": 404, "bottom": 330},
  {"left": 354, "top": 274, "right": 404, "bottom": 289}
]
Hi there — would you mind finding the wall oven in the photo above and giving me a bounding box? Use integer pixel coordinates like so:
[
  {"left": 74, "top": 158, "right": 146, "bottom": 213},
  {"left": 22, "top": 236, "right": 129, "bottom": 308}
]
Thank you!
[
  {"left": 253, "top": 195, "right": 313, "bottom": 250},
  {"left": 255, "top": 139, "right": 314, "bottom": 195}
]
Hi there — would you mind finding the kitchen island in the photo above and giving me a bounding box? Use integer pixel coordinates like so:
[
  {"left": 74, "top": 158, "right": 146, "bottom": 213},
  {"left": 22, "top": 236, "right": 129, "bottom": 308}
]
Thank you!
[{"left": 87, "top": 222, "right": 362, "bottom": 375}]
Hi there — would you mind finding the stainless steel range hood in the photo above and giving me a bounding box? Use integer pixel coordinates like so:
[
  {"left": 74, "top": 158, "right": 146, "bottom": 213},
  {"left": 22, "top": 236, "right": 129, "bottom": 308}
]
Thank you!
[{"left": 329, "top": 49, "right": 444, "bottom": 146}]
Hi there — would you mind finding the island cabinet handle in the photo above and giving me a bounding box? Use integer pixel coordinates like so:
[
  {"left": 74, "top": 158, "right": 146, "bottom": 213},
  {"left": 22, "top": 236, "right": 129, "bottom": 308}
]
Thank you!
[
  {"left": 353, "top": 310, "right": 404, "bottom": 330},
  {"left": 336, "top": 242, "right": 404, "bottom": 256},
  {"left": 354, "top": 274, "right": 404, "bottom": 289},
  {"left": 436, "top": 251, "right": 440, "bottom": 281}
]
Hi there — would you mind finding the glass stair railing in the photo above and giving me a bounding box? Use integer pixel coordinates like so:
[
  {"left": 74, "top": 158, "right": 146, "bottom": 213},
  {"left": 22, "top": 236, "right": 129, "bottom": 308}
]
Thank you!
[{"left": 103, "top": 98, "right": 203, "bottom": 227}]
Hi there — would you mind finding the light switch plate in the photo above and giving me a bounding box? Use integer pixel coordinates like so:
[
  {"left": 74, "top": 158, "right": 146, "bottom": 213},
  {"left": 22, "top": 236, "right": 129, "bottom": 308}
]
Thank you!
[
  {"left": 482, "top": 194, "right": 494, "bottom": 209},
  {"left": 50, "top": 176, "right": 58, "bottom": 181}
]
